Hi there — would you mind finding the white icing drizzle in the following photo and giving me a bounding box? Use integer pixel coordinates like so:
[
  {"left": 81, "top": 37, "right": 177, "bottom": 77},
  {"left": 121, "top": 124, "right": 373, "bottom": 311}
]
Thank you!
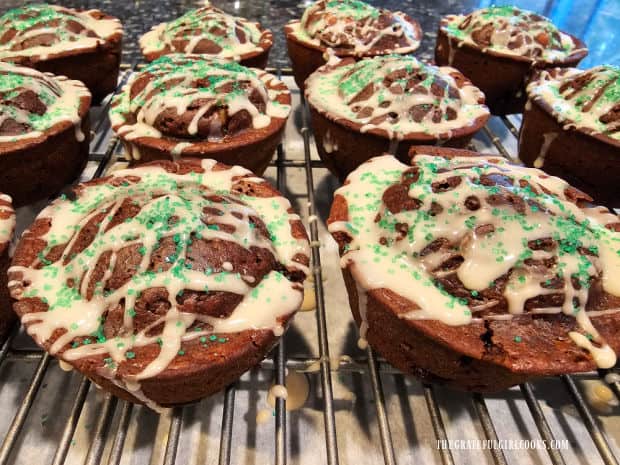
[
  {"left": 110, "top": 55, "right": 291, "bottom": 161},
  {"left": 139, "top": 3, "right": 269, "bottom": 61},
  {"left": 0, "top": 62, "right": 90, "bottom": 143},
  {"left": 287, "top": 0, "right": 421, "bottom": 55},
  {"left": 0, "top": 194, "right": 15, "bottom": 251},
  {"left": 267, "top": 371, "right": 309, "bottom": 411},
  {"left": 528, "top": 65, "right": 620, "bottom": 140},
  {"left": 354, "top": 280, "right": 368, "bottom": 350},
  {"left": 328, "top": 154, "right": 620, "bottom": 368},
  {"left": 441, "top": 6, "right": 585, "bottom": 63},
  {"left": 8, "top": 159, "right": 309, "bottom": 405},
  {"left": 300, "top": 287, "right": 316, "bottom": 312},
  {"left": 533, "top": 132, "right": 559, "bottom": 168},
  {"left": 0, "top": 5, "right": 122, "bottom": 62},
  {"left": 605, "top": 372, "right": 620, "bottom": 384},
  {"left": 305, "top": 55, "right": 489, "bottom": 140},
  {"left": 323, "top": 130, "right": 338, "bottom": 153},
  {"left": 269, "top": 384, "right": 288, "bottom": 400}
]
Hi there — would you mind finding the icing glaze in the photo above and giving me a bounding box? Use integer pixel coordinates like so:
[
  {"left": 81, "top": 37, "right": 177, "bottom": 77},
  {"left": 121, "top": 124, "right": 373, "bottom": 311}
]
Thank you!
[
  {"left": 139, "top": 3, "right": 270, "bottom": 61},
  {"left": 287, "top": 0, "right": 421, "bottom": 55},
  {"left": 0, "top": 194, "right": 15, "bottom": 251},
  {"left": 110, "top": 54, "right": 291, "bottom": 161},
  {"left": 528, "top": 65, "right": 620, "bottom": 141},
  {"left": 0, "top": 62, "right": 89, "bottom": 143},
  {"left": 267, "top": 371, "right": 309, "bottom": 410},
  {"left": 533, "top": 132, "right": 559, "bottom": 168},
  {"left": 0, "top": 4, "right": 122, "bottom": 62},
  {"left": 328, "top": 154, "right": 620, "bottom": 368},
  {"left": 8, "top": 159, "right": 310, "bottom": 405},
  {"left": 305, "top": 55, "right": 489, "bottom": 140},
  {"left": 440, "top": 6, "right": 584, "bottom": 63}
]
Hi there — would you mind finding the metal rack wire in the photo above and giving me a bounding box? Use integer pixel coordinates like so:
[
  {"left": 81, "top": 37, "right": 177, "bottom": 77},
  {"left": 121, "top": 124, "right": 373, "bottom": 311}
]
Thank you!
[{"left": 0, "top": 65, "right": 618, "bottom": 465}]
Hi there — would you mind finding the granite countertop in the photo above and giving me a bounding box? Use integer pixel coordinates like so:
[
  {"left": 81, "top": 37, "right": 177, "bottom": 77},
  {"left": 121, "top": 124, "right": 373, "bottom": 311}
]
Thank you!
[{"left": 2, "top": 0, "right": 618, "bottom": 69}]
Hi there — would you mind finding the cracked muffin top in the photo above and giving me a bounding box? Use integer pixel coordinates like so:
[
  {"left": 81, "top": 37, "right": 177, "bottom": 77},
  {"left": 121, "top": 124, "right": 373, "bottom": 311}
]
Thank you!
[
  {"left": 139, "top": 4, "right": 272, "bottom": 63},
  {"left": 527, "top": 65, "right": 620, "bottom": 142},
  {"left": 0, "top": 4, "right": 122, "bottom": 62},
  {"left": 305, "top": 55, "right": 489, "bottom": 140},
  {"left": 286, "top": 0, "right": 421, "bottom": 56},
  {"left": 328, "top": 152, "right": 620, "bottom": 369},
  {"left": 440, "top": 6, "right": 586, "bottom": 64},
  {"left": 8, "top": 158, "right": 310, "bottom": 406},
  {"left": 110, "top": 54, "right": 290, "bottom": 154}
]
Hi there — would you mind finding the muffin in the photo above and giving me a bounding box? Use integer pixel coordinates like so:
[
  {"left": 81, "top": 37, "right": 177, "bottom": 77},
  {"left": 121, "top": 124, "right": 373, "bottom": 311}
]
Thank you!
[
  {"left": 435, "top": 6, "right": 587, "bottom": 115},
  {"left": 110, "top": 55, "right": 291, "bottom": 175},
  {"left": 8, "top": 158, "right": 310, "bottom": 409},
  {"left": 305, "top": 55, "right": 489, "bottom": 181},
  {"left": 0, "top": 194, "right": 16, "bottom": 340},
  {"left": 139, "top": 5, "right": 273, "bottom": 69},
  {"left": 520, "top": 65, "right": 620, "bottom": 207},
  {"left": 285, "top": 0, "right": 422, "bottom": 91},
  {"left": 0, "top": 62, "right": 91, "bottom": 207},
  {"left": 328, "top": 146, "right": 620, "bottom": 392},
  {"left": 0, "top": 4, "right": 123, "bottom": 104}
]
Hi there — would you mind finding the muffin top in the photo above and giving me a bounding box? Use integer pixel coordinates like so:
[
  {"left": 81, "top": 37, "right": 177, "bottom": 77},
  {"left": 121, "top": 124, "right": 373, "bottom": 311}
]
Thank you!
[
  {"left": 110, "top": 55, "right": 290, "bottom": 154},
  {"left": 440, "top": 6, "right": 585, "bottom": 63},
  {"left": 305, "top": 55, "right": 489, "bottom": 140},
  {"left": 8, "top": 159, "right": 309, "bottom": 388},
  {"left": 328, "top": 153, "right": 620, "bottom": 368},
  {"left": 527, "top": 65, "right": 620, "bottom": 141},
  {"left": 0, "top": 194, "right": 14, "bottom": 255},
  {"left": 286, "top": 0, "right": 421, "bottom": 56},
  {"left": 0, "top": 62, "right": 90, "bottom": 146},
  {"left": 0, "top": 4, "right": 122, "bottom": 61},
  {"left": 139, "top": 4, "right": 271, "bottom": 61}
]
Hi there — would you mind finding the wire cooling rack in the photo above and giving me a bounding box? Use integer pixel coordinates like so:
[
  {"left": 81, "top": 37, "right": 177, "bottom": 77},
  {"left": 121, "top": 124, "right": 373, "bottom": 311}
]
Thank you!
[{"left": 0, "top": 65, "right": 619, "bottom": 465}]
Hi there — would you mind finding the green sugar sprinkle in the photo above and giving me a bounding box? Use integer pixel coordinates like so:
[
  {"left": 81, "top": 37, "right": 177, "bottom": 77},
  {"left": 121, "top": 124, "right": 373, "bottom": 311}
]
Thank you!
[
  {"left": 157, "top": 6, "right": 262, "bottom": 50},
  {"left": 338, "top": 154, "right": 620, "bottom": 320},
  {"left": 125, "top": 351, "right": 136, "bottom": 359},
  {"left": 514, "top": 336, "right": 522, "bottom": 343}
]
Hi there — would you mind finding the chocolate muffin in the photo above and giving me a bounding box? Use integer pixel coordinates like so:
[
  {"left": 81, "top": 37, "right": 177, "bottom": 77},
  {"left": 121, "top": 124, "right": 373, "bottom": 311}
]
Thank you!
[
  {"left": 0, "top": 194, "right": 16, "bottom": 340},
  {"left": 0, "top": 4, "right": 123, "bottom": 104},
  {"left": 285, "top": 0, "right": 422, "bottom": 91},
  {"left": 305, "top": 55, "right": 489, "bottom": 181},
  {"left": 110, "top": 55, "right": 291, "bottom": 175},
  {"left": 140, "top": 5, "right": 273, "bottom": 69},
  {"left": 0, "top": 62, "right": 90, "bottom": 207},
  {"left": 328, "top": 146, "right": 620, "bottom": 392},
  {"left": 520, "top": 65, "right": 620, "bottom": 207},
  {"left": 435, "top": 6, "right": 587, "bottom": 115},
  {"left": 8, "top": 158, "right": 310, "bottom": 409}
]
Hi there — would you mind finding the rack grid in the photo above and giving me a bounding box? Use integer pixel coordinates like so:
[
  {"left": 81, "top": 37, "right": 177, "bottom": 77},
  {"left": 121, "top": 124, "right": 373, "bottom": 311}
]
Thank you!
[{"left": 0, "top": 65, "right": 618, "bottom": 465}]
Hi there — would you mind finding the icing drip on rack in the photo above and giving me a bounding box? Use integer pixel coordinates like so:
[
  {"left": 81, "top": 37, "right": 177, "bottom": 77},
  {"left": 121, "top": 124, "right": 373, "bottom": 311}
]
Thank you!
[
  {"left": 8, "top": 159, "right": 310, "bottom": 404},
  {"left": 0, "top": 62, "right": 89, "bottom": 142},
  {"left": 328, "top": 154, "right": 620, "bottom": 368},
  {"left": 0, "top": 4, "right": 122, "bottom": 61},
  {"left": 110, "top": 55, "right": 291, "bottom": 155},
  {"left": 305, "top": 55, "right": 489, "bottom": 140},
  {"left": 441, "top": 6, "right": 584, "bottom": 62},
  {"left": 528, "top": 65, "right": 620, "bottom": 140},
  {"left": 0, "top": 194, "right": 15, "bottom": 251},
  {"left": 288, "top": 0, "right": 420, "bottom": 55},
  {"left": 140, "top": 4, "right": 269, "bottom": 60}
]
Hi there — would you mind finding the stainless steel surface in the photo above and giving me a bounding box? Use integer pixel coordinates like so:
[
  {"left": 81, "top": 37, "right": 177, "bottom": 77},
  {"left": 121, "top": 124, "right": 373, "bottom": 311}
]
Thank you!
[{"left": 0, "top": 66, "right": 618, "bottom": 465}]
